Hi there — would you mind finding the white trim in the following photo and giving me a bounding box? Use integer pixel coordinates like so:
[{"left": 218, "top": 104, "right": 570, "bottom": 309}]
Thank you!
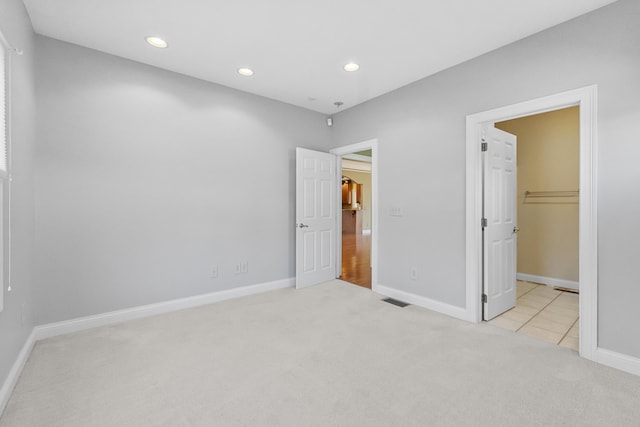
[
  {"left": 342, "top": 153, "right": 372, "bottom": 163},
  {"left": 331, "top": 139, "right": 379, "bottom": 291},
  {"left": 516, "top": 273, "right": 579, "bottom": 291},
  {"left": 0, "top": 330, "right": 36, "bottom": 415},
  {"left": 465, "top": 85, "right": 598, "bottom": 361},
  {"left": 596, "top": 349, "right": 640, "bottom": 377},
  {"left": 376, "top": 285, "right": 468, "bottom": 321},
  {"left": 34, "top": 278, "right": 294, "bottom": 340},
  {"left": 342, "top": 158, "right": 372, "bottom": 172},
  {"left": 362, "top": 229, "right": 372, "bottom": 235}
]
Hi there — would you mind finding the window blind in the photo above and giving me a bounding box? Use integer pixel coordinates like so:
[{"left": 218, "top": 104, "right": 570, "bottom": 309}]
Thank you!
[
  {"left": 0, "top": 38, "right": 6, "bottom": 313},
  {"left": 0, "top": 42, "right": 6, "bottom": 177}
]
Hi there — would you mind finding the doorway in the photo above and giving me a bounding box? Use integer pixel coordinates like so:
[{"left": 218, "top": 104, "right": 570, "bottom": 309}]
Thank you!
[
  {"left": 340, "top": 153, "right": 372, "bottom": 288},
  {"left": 465, "top": 86, "right": 598, "bottom": 361},
  {"left": 489, "top": 107, "right": 580, "bottom": 351},
  {"left": 330, "top": 139, "right": 379, "bottom": 292}
]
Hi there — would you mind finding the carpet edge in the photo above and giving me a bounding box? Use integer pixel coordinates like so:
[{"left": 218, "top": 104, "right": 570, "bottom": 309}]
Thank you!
[{"left": 34, "top": 278, "right": 295, "bottom": 341}]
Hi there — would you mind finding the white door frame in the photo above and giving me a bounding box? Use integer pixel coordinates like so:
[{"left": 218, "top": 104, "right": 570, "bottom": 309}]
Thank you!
[
  {"left": 465, "top": 85, "right": 598, "bottom": 361},
  {"left": 330, "top": 139, "right": 379, "bottom": 292}
]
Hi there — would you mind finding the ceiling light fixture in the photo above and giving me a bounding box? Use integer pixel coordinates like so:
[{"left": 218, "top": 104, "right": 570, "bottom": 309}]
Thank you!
[
  {"left": 145, "top": 36, "right": 168, "bottom": 49},
  {"left": 238, "top": 68, "right": 254, "bottom": 77},
  {"left": 343, "top": 62, "right": 360, "bottom": 72}
]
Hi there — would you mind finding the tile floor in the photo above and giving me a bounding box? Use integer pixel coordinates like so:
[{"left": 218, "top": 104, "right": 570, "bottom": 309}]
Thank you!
[{"left": 489, "top": 280, "right": 579, "bottom": 351}]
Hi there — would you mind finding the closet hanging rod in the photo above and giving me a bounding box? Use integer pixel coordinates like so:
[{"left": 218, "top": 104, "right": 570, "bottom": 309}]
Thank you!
[{"left": 524, "top": 190, "right": 579, "bottom": 197}]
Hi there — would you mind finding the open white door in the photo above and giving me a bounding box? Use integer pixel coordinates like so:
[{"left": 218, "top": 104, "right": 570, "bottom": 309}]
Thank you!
[
  {"left": 296, "top": 148, "right": 338, "bottom": 289},
  {"left": 483, "top": 126, "right": 518, "bottom": 320}
]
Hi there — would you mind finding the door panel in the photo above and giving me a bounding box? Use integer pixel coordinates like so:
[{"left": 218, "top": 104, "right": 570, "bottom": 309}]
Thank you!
[
  {"left": 320, "top": 180, "right": 332, "bottom": 217},
  {"left": 296, "top": 148, "right": 337, "bottom": 288},
  {"left": 303, "top": 178, "right": 315, "bottom": 218},
  {"left": 303, "top": 233, "right": 316, "bottom": 272},
  {"left": 484, "top": 127, "right": 517, "bottom": 320},
  {"left": 320, "top": 230, "right": 332, "bottom": 268}
]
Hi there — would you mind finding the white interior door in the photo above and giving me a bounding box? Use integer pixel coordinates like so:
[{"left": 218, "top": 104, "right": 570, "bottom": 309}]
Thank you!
[
  {"left": 483, "top": 126, "right": 517, "bottom": 320},
  {"left": 296, "top": 148, "right": 337, "bottom": 289}
]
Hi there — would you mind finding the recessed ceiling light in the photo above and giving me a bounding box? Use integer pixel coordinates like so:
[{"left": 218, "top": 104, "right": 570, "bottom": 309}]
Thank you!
[
  {"left": 146, "top": 36, "right": 168, "bottom": 49},
  {"left": 238, "top": 68, "right": 254, "bottom": 77},
  {"left": 343, "top": 62, "right": 360, "bottom": 72}
]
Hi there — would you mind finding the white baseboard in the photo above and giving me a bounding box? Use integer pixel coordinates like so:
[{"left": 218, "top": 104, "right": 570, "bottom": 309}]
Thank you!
[
  {"left": 517, "top": 273, "right": 579, "bottom": 291},
  {"left": 0, "top": 330, "right": 37, "bottom": 416},
  {"left": 35, "top": 278, "right": 295, "bottom": 340},
  {"left": 1, "top": 278, "right": 294, "bottom": 417},
  {"left": 4, "top": 277, "right": 638, "bottom": 419},
  {"left": 376, "top": 284, "right": 468, "bottom": 321},
  {"left": 596, "top": 348, "right": 640, "bottom": 377}
]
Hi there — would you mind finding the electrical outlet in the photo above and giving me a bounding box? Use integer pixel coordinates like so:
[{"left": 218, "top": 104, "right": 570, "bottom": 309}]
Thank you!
[
  {"left": 234, "top": 263, "right": 242, "bottom": 275},
  {"left": 241, "top": 261, "right": 248, "bottom": 273},
  {"left": 410, "top": 267, "right": 418, "bottom": 281},
  {"left": 211, "top": 264, "right": 218, "bottom": 278},
  {"left": 390, "top": 206, "right": 403, "bottom": 217}
]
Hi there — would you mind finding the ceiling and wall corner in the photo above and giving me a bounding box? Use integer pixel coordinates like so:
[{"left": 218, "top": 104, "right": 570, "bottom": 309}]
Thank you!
[{"left": 21, "top": 0, "right": 617, "bottom": 114}]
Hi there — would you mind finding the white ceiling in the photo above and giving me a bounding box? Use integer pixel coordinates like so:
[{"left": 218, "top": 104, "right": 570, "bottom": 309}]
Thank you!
[{"left": 22, "top": 0, "right": 617, "bottom": 114}]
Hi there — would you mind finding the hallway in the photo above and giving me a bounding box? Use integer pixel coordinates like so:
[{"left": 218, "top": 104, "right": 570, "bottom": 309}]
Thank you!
[{"left": 340, "top": 233, "right": 371, "bottom": 288}]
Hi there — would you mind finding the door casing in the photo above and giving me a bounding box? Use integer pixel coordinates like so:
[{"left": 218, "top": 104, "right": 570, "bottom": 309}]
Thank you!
[
  {"left": 330, "top": 139, "right": 379, "bottom": 292},
  {"left": 465, "top": 85, "right": 598, "bottom": 361}
]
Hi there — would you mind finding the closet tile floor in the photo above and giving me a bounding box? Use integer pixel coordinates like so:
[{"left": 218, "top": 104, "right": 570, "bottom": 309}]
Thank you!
[{"left": 489, "top": 280, "right": 579, "bottom": 351}]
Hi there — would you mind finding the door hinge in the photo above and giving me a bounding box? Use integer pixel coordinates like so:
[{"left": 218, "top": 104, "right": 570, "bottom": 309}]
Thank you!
[
  {"left": 481, "top": 142, "right": 488, "bottom": 152},
  {"left": 481, "top": 218, "right": 488, "bottom": 228},
  {"left": 482, "top": 294, "right": 487, "bottom": 303}
]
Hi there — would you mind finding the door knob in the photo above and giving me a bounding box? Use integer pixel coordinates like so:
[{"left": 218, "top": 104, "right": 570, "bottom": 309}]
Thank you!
[
  {"left": 513, "top": 226, "right": 520, "bottom": 234},
  {"left": 297, "top": 223, "right": 309, "bottom": 228}
]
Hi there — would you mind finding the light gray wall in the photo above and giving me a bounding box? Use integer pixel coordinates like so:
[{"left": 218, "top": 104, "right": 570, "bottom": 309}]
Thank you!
[
  {"left": 0, "top": 0, "right": 37, "bottom": 390},
  {"left": 34, "top": 36, "right": 332, "bottom": 324},
  {"left": 331, "top": 0, "right": 640, "bottom": 358}
]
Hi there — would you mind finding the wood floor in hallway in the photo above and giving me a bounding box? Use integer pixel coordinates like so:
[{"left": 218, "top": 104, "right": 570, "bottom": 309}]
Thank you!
[{"left": 341, "top": 232, "right": 371, "bottom": 288}]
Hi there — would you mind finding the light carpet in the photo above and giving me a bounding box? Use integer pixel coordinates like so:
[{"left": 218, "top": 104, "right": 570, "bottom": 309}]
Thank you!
[{"left": 2, "top": 280, "right": 640, "bottom": 426}]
